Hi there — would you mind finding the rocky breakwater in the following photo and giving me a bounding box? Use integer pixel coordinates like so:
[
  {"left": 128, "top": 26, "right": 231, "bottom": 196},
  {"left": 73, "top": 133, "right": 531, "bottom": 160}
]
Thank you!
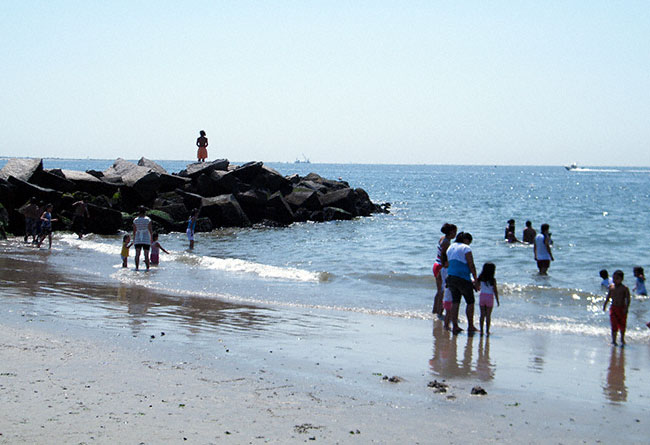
[{"left": 0, "top": 158, "right": 390, "bottom": 236}]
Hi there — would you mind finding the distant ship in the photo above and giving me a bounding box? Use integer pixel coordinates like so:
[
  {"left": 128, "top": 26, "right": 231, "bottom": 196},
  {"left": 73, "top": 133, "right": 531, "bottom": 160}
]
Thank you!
[
  {"left": 564, "top": 162, "right": 578, "bottom": 171},
  {"left": 294, "top": 154, "right": 311, "bottom": 164}
]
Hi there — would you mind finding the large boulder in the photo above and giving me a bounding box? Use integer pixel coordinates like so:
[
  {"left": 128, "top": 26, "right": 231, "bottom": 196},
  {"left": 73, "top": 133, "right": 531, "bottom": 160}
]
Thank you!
[
  {"left": 303, "top": 172, "right": 349, "bottom": 190},
  {"left": 264, "top": 192, "right": 294, "bottom": 224},
  {"left": 284, "top": 189, "right": 322, "bottom": 211},
  {"left": 323, "top": 207, "right": 354, "bottom": 221},
  {"left": 7, "top": 176, "right": 61, "bottom": 207},
  {"left": 252, "top": 165, "right": 292, "bottom": 195},
  {"left": 175, "top": 190, "right": 204, "bottom": 213},
  {"left": 86, "top": 203, "right": 122, "bottom": 234},
  {"left": 59, "top": 169, "right": 119, "bottom": 196},
  {"left": 177, "top": 159, "right": 229, "bottom": 179},
  {"left": 0, "top": 158, "right": 43, "bottom": 182},
  {"left": 137, "top": 157, "right": 167, "bottom": 174},
  {"left": 200, "top": 194, "right": 250, "bottom": 227},
  {"left": 234, "top": 189, "right": 268, "bottom": 223},
  {"left": 31, "top": 169, "right": 77, "bottom": 193},
  {"left": 226, "top": 161, "right": 263, "bottom": 183},
  {"left": 319, "top": 188, "right": 357, "bottom": 215},
  {"left": 104, "top": 158, "right": 161, "bottom": 202}
]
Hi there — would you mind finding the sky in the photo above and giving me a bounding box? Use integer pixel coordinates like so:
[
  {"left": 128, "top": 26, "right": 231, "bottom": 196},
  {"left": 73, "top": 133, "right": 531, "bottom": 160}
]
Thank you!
[{"left": 1, "top": 1, "right": 649, "bottom": 165}]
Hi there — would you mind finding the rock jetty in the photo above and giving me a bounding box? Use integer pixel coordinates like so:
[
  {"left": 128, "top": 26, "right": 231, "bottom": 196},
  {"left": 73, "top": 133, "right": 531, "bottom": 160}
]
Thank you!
[{"left": 0, "top": 158, "right": 390, "bottom": 236}]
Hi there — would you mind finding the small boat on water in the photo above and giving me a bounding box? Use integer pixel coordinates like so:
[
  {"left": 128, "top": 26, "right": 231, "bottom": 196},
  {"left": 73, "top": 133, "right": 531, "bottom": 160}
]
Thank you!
[
  {"left": 565, "top": 163, "right": 578, "bottom": 171},
  {"left": 294, "top": 154, "right": 311, "bottom": 164}
]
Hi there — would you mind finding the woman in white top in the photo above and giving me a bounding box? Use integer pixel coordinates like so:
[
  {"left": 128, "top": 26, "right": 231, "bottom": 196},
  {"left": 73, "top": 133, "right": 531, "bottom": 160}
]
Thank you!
[
  {"left": 132, "top": 206, "right": 153, "bottom": 271},
  {"left": 533, "top": 223, "right": 553, "bottom": 275}
]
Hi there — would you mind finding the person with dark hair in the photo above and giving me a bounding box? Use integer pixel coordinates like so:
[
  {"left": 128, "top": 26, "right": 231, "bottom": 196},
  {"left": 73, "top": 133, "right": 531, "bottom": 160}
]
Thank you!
[
  {"left": 37, "top": 203, "right": 58, "bottom": 249},
  {"left": 187, "top": 208, "right": 199, "bottom": 249},
  {"left": 600, "top": 269, "right": 613, "bottom": 290},
  {"left": 446, "top": 232, "right": 479, "bottom": 334},
  {"left": 477, "top": 262, "right": 499, "bottom": 336},
  {"left": 432, "top": 223, "right": 457, "bottom": 316},
  {"left": 522, "top": 220, "right": 536, "bottom": 244},
  {"left": 603, "top": 270, "right": 630, "bottom": 346},
  {"left": 504, "top": 219, "right": 520, "bottom": 243},
  {"left": 150, "top": 232, "right": 169, "bottom": 265},
  {"left": 71, "top": 199, "right": 90, "bottom": 239},
  {"left": 196, "top": 130, "right": 208, "bottom": 162},
  {"left": 633, "top": 267, "right": 646, "bottom": 296},
  {"left": 534, "top": 223, "right": 553, "bottom": 275},
  {"left": 18, "top": 197, "right": 39, "bottom": 243},
  {"left": 132, "top": 206, "right": 152, "bottom": 271}
]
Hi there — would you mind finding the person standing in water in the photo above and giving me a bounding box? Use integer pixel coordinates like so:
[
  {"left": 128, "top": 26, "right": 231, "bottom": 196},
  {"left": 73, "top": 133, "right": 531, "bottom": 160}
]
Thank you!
[
  {"left": 37, "top": 203, "right": 58, "bottom": 249},
  {"left": 522, "top": 220, "right": 536, "bottom": 244},
  {"left": 196, "top": 130, "right": 208, "bottom": 162},
  {"left": 71, "top": 199, "right": 90, "bottom": 239},
  {"left": 187, "top": 208, "right": 199, "bottom": 249},
  {"left": 603, "top": 270, "right": 631, "bottom": 346},
  {"left": 534, "top": 223, "right": 554, "bottom": 275},
  {"left": 433, "top": 223, "right": 457, "bottom": 316},
  {"left": 446, "top": 232, "right": 479, "bottom": 335},
  {"left": 132, "top": 206, "right": 153, "bottom": 271}
]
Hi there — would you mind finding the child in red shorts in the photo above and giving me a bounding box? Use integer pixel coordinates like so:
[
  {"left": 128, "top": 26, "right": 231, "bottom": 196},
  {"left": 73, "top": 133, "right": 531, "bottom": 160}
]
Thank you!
[{"left": 603, "top": 270, "right": 631, "bottom": 346}]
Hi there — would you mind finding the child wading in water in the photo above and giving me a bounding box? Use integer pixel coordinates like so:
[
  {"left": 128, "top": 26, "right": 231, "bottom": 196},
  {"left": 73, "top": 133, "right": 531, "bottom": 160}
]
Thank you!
[
  {"left": 478, "top": 262, "right": 499, "bottom": 336},
  {"left": 150, "top": 233, "right": 169, "bottom": 266},
  {"left": 633, "top": 266, "right": 647, "bottom": 296},
  {"left": 603, "top": 270, "right": 631, "bottom": 346},
  {"left": 121, "top": 234, "right": 133, "bottom": 268},
  {"left": 37, "top": 203, "right": 58, "bottom": 249}
]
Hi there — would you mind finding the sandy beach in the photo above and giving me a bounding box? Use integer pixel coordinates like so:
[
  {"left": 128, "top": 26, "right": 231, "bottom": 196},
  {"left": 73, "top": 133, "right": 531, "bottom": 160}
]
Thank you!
[{"left": 1, "top": 249, "right": 649, "bottom": 444}]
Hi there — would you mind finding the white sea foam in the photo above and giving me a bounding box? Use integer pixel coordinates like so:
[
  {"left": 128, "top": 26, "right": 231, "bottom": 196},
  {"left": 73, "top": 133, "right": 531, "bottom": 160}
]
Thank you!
[{"left": 59, "top": 233, "right": 323, "bottom": 283}]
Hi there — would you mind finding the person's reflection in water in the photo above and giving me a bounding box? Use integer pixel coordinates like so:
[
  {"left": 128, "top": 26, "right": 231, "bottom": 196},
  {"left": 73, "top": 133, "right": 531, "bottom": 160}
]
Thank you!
[
  {"left": 476, "top": 336, "right": 494, "bottom": 381},
  {"left": 604, "top": 346, "right": 627, "bottom": 403},
  {"left": 429, "top": 320, "right": 480, "bottom": 379}
]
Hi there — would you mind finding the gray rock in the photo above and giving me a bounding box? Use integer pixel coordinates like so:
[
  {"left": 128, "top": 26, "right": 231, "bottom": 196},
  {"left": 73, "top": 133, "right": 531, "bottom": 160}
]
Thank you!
[
  {"left": 177, "top": 159, "right": 229, "bottom": 179},
  {"left": 265, "top": 192, "right": 294, "bottom": 224},
  {"left": 200, "top": 194, "right": 251, "bottom": 227},
  {"left": 285, "top": 189, "right": 322, "bottom": 211},
  {"left": 319, "top": 188, "right": 356, "bottom": 214},
  {"left": 323, "top": 207, "right": 353, "bottom": 221},
  {"left": 137, "top": 157, "right": 168, "bottom": 174},
  {"left": 86, "top": 203, "right": 123, "bottom": 234},
  {"left": 0, "top": 158, "right": 43, "bottom": 182}
]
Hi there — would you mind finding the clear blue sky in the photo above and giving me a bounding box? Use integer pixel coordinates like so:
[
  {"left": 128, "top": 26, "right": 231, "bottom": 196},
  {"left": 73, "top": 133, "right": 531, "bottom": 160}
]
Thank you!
[{"left": 1, "top": 1, "right": 648, "bottom": 165}]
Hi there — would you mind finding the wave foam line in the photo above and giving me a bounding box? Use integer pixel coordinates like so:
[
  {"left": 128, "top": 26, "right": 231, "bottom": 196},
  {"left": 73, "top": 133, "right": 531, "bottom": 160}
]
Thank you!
[{"left": 59, "top": 234, "right": 326, "bottom": 283}]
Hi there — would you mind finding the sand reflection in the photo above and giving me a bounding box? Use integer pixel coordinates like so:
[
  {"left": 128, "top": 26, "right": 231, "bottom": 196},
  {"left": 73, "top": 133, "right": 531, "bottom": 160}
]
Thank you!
[
  {"left": 603, "top": 347, "right": 627, "bottom": 403},
  {"left": 429, "top": 320, "right": 494, "bottom": 381}
]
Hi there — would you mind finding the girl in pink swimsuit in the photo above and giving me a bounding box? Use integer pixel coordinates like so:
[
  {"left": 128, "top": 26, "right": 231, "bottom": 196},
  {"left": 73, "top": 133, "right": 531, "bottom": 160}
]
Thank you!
[{"left": 478, "top": 262, "right": 500, "bottom": 336}]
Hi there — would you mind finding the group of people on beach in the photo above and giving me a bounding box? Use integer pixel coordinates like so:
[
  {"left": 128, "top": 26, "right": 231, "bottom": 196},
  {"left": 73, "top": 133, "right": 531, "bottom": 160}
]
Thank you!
[
  {"left": 433, "top": 223, "right": 499, "bottom": 336},
  {"left": 19, "top": 198, "right": 90, "bottom": 248},
  {"left": 119, "top": 206, "right": 201, "bottom": 270}
]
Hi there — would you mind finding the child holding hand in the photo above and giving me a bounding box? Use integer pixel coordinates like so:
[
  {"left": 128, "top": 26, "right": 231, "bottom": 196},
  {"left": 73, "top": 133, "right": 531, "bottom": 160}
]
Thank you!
[
  {"left": 121, "top": 234, "right": 133, "bottom": 268},
  {"left": 150, "top": 232, "right": 169, "bottom": 265}
]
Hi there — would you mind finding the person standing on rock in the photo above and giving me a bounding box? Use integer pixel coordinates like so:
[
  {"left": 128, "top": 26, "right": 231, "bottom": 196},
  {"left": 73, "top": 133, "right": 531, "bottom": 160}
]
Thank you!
[
  {"left": 187, "top": 208, "right": 199, "bottom": 249},
  {"left": 132, "top": 206, "right": 152, "bottom": 271},
  {"left": 196, "top": 130, "right": 208, "bottom": 163}
]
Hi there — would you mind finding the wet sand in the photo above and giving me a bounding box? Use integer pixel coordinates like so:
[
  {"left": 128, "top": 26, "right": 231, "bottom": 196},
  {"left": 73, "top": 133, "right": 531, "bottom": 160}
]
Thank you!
[{"left": 1, "top": 251, "right": 649, "bottom": 443}]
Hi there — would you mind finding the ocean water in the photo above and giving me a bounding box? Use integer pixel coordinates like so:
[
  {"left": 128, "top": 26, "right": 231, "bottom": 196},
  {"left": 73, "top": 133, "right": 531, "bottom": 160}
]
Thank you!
[{"left": 2, "top": 158, "right": 650, "bottom": 340}]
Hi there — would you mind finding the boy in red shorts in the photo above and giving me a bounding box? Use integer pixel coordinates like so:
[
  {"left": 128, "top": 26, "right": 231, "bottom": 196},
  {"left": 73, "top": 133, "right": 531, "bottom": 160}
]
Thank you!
[{"left": 603, "top": 270, "right": 631, "bottom": 346}]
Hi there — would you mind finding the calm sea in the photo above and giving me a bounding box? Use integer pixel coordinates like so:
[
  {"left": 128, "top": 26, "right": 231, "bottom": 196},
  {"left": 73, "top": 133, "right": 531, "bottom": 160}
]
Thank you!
[{"left": 2, "top": 159, "right": 650, "bottom": 340}]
